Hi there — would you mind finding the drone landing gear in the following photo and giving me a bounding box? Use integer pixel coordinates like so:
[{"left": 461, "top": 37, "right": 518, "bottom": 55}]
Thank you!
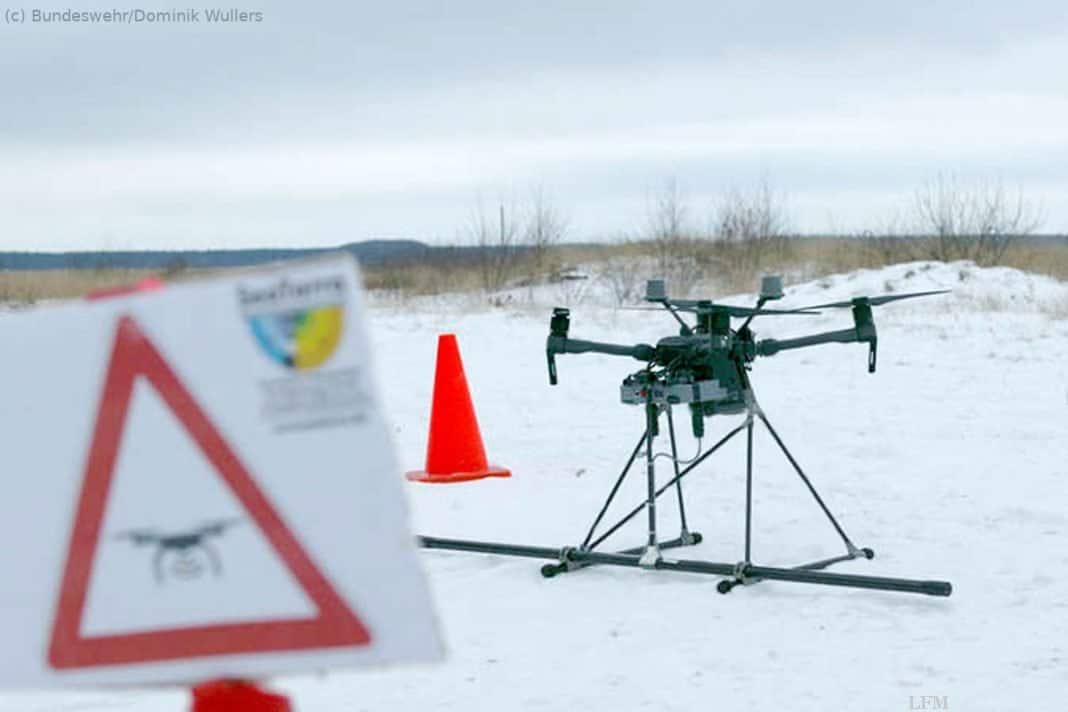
[
  {"left": 531, "top": 401, "right": 931, "bottom": 594},
  {"left": 538, "top": 532, "right": 704, "bottom": 578},
  {"left": 706, "top": 406, "right": 881, "bottom": 594},
  {"left": 417, "top": 400, "right": 951, "bottom": 598},
  {"left": 715, "top": 546, "right": 876, "bottom": 594}
]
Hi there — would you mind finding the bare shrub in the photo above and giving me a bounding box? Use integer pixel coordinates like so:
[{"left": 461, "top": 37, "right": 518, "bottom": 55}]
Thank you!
[
  {"left": 862, "top": 234, "right": 917, "bottom": 265},
  {"left": 645, "top": 178, "right": 702, "bottom": 295},
  {"left": 523, "top": 185, "right": 568, "bottom": 278},
  {"left": 602, "top": 249, "right": 654, "bottom": 305},
  {"left": 707, "top": 177, "right": 792, "bottom": 289},
  {"left": 464, "top": 198, "right": 520, "bottom": 292},
  {"left": 459, "top": 188, "right": 570, "bottom": 295},
  {"left": 859, "top": 212, "right": 921, "bottom": 266},
  {"left": 910, "top": 174, "right": 1044, "bottom": 265},
  {"left": 552, "top": 274, "right": 590, "bottom": 307},
  {"left": 647, "top": 178, "right": 689, "bottom": 266}
]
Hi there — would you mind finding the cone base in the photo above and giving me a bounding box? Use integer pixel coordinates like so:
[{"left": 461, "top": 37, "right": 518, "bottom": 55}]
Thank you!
[
  {"left": 406, "top": 465, "right": 511, "bottom": 484},
  {"left": 192, "top": 680, "right": 291, "bottom": 712}
]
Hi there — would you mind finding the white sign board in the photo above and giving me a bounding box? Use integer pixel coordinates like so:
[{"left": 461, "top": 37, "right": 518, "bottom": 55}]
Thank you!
[{"left": 0, "top": 255, "right": 441, "bottom": 687}]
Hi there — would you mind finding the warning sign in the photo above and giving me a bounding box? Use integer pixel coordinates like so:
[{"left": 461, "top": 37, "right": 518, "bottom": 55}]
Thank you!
[
  {"left": 49, "top": 316, "right": 371, "bottom": 669},
  {"left": 0, "top": 256, "right": 440, "bottom": 688}
]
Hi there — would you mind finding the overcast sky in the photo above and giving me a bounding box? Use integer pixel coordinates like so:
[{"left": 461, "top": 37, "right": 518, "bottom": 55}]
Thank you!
[{"left": 1, "top": 1, "right": 1066, "bottom": 250}]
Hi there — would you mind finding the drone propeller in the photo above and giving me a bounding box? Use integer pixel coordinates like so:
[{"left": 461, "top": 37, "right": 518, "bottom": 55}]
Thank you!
[
  {"left": 796, "top": 289, "right": 950, "bottom": 311},
  {"left": 625, "top": 303, "right": 819, "bottom": 317},
  {"left": 664, "top": 301, "right": 821, "bottom": 317}
]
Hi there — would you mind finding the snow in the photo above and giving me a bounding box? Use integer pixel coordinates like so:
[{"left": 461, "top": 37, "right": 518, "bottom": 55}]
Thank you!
[{"left": 2, "top": 261, "right": 1066, "bottom": 710}]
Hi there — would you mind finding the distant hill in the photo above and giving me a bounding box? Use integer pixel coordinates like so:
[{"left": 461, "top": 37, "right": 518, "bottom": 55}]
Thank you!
[{"left": 0, "top": 240, "right": 434, "bottom": 271}]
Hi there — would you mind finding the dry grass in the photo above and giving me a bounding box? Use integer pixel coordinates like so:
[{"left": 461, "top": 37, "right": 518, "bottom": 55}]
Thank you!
[
  {"left": 1, "top": 238, "right": 1064, "bottom": 304},
  {"left": 362, "top": 261, "right": 486, "bottom": 295},
  {"left": 791, "top": 237, "right": 1068, "bottom": 282},
  {"left": 0, "top": 268, "right": 166, "bottom": 303},
  {"left": 713, "top": 236, "right": 1068, "bottom": 288},
  {"left": 999, "top": 244, "right": 1068, "bottom": 281}
]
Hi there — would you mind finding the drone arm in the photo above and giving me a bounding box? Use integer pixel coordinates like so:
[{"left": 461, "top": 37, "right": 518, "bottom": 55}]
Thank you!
[
  {"left": 546, "top": 307, "right": 654, "bottom": 384},
  {"left": 547, "top": 336, "right": 654, "bottom": 384},
  {"left": 756, "top": 328, "right": 860, "bottom": 356},
  {"left": 757, "top": 301, "right": 879, "bottom": 372},
  {"left": 548, "top": 335, "right": 654, "bottom": 368},
  {"left": 759, "top": 331, "right": 878, "bottom": 373}
]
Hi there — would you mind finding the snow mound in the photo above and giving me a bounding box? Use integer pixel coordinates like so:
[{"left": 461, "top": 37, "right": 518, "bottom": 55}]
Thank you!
[
  {"left": 771, "top": 261, "right": 1068, "bottom": 317},
  {"left": 367, "top": 259, "right": 1068, "bottom": 323}
]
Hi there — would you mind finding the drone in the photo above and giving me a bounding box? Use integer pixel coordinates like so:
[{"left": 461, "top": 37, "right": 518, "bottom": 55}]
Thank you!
[
  {"left": 114, "top": 518, "right": 242, "bottom": 584},
  {"left": 421, "top": 276, "right": 953, "bottom": 597},
  {"left": 547, "top": 276, "right": 947, "bottom": 438}
]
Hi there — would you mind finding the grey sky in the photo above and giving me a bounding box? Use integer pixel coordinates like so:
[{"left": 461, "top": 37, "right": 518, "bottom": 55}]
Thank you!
[{"left": 2, "top": 1, "right": 1066, "bottom": 249}]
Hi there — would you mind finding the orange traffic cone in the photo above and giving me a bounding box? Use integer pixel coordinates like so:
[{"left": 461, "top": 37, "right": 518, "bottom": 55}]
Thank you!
[{"left": 406, "top": 334, "right": 510, "bottom": 483}]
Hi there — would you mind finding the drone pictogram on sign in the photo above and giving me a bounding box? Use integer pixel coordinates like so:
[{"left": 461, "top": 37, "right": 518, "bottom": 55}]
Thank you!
[{"left": 113, "top": 518, "right": 243, "bottom": 583}]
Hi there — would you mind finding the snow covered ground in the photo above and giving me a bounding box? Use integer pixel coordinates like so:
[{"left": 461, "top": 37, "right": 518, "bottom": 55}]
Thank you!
[{"left": 2, "top": 261, "right": 1066, "bottom": 711}]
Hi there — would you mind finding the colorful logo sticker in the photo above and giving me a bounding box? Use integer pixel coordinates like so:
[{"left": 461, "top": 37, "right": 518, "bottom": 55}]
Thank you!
[
  {"left": 239, "top": 275, "right": 347, "bottom": 371},
  {"left": 248, "top": 306, "right": 343, "bottom": 370}
]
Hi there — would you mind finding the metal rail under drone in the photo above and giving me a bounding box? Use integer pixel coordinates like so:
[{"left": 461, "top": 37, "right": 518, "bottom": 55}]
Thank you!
[{"left": 418, "top": 276, "right": 953, "bottom": 597}]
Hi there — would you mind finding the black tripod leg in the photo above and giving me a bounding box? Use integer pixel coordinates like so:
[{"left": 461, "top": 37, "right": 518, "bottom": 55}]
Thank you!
[
  {"left": 665, "top": 408, "right": 694, "bottom": 543},
  {"left": 580, "top": 430, "right": 647, "bottom": 550},
  {"left": 744, "top": 414, "right": 754, "bottom": 563},
  {"left": 721, "top": 417, "right": 756, "bottom": 596},
  {"left": 587, "top": 421, "right": 747, "bottom": 551},
  {"left": 757, "top": 411, "right": 860, "bottom": 553},
  {"left": 639, "top": 402, "right": 661, "bottom": 566}
]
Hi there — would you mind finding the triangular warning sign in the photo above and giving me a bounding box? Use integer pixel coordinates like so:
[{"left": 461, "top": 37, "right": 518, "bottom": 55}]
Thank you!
[{"left": 49, "top": 316, "right": 371, "bottom": 669}]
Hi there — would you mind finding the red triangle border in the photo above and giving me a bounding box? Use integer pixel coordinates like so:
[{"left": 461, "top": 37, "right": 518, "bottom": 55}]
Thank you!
[{"left": 48, "top": 316, "right": 371, "bottom": 669}]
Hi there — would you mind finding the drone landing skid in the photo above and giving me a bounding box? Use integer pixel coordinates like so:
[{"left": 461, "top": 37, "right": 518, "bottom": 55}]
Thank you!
[
  {"left": 421, "top": 536, "right": 945, "bottom": 596},
  {"left": 418, "top": 400, "right": 952, "bottom": 598}
]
